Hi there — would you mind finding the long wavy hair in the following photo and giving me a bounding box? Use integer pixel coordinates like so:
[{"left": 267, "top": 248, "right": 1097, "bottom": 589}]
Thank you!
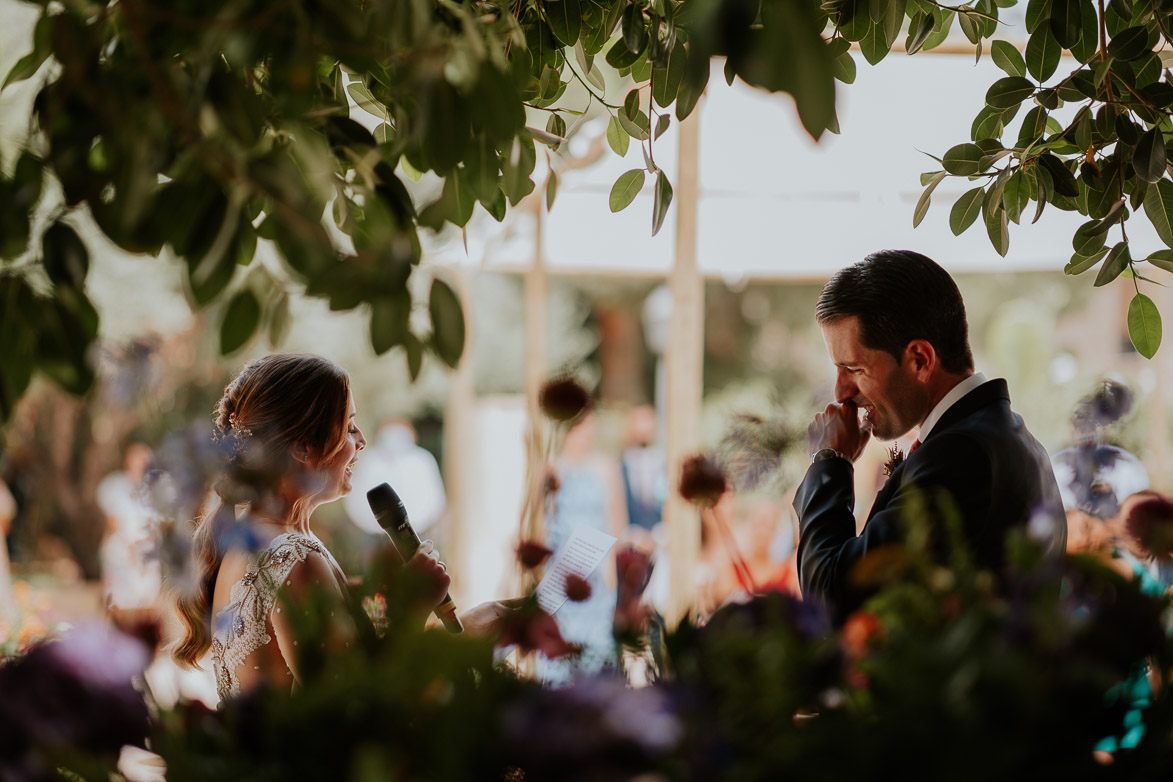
[{"left": 172, "top": 353, "right": 351, "bottom": 669}]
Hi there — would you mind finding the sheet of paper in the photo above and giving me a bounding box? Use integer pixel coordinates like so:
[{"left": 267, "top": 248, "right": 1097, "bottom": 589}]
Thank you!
[{"left": 535, "top": 525, "right": 617, "bottom": 615}]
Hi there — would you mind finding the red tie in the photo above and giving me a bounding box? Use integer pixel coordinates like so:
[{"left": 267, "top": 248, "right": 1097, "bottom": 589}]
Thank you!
[{"left": 909, "top": 439, "right": 922, "bottom": 454}]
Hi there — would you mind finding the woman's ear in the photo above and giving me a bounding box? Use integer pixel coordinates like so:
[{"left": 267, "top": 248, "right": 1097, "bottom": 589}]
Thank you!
[{"left": 290, "top": 441, "right": 312, "bottom": 465}]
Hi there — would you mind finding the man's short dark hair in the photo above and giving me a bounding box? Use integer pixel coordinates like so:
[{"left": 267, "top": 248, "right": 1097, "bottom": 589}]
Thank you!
[{"left": 815, "top": 250, "right": 974, "bottom": 374}]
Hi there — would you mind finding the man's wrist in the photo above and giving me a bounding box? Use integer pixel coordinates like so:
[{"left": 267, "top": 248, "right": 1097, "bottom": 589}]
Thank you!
[{"left": 811, "top": 447, "right": 850, "bottom": 464}]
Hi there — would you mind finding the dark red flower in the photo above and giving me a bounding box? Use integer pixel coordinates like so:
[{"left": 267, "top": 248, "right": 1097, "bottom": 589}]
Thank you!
[
  {"left": 614, "top": 545, "right": 654, "bottom": 634},
  {"left": 678, "top": 454, "right": 727, "bottom": 507},
  {"left": 1124, "top": 495, "right": 1173, "bottom": 560},
  {"left": 517, "top": 541, "right": 554, "bottom": 569},
  {"left": 565, "top": 574, "right": 593, "bottom": 602},
  {"left": 539, "top": 376, "right": 591, "bottom": 423},
  {"left": 499, "top": 607, "right": 575, "bottom": 658}
]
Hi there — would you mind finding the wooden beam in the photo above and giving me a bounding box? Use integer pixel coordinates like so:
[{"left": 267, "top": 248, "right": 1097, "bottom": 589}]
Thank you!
[
  {"left": 663, "top": 107, "right": 704, "bottom": 625},
  {"left": 443, "top": 267, "right": 476, "bottom": 609}
]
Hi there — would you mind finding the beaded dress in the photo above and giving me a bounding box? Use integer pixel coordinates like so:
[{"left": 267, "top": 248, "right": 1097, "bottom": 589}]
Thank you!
[{"left": 210, "top": 532, "right": 333, "bottom": 703}]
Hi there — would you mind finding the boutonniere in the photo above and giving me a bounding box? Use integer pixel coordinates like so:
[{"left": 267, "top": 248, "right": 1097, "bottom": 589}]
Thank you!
[{"left": 883, "top": 445, "right": 905, "bottom": 476}]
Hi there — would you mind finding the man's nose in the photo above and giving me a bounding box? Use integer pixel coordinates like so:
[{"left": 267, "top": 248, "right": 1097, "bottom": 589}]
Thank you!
[{"left": 834, "top": 372, "right": 856, "bottom": 404}]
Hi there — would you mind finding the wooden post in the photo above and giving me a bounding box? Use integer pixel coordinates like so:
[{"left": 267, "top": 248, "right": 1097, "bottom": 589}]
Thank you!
[
  {"left": 663, "top": 107, "right": 703, "bottom": 625},
  {"left": 518, "top": 196, "right": 549, "bottom": 597},
  {"left": 443, "top": 267, "right": 476, "bottom": 609},
  {"left": 1148, "top": 282, "right": 1170, "bottom": 488}
]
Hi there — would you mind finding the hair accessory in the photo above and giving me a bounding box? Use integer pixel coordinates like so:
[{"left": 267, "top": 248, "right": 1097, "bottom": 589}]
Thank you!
[{"left": 227, "top": 413, "right": 253, "bottom": 440}]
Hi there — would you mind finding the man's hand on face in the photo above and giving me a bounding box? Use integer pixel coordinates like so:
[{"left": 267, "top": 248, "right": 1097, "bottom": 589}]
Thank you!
[{"left": 807, "top": 400, "right": 871, "bottom": 462}]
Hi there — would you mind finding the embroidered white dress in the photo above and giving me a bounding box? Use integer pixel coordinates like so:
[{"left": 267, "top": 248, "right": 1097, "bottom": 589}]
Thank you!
[{"left": 210, "top": 532, "right": 329, "bottom": 703}]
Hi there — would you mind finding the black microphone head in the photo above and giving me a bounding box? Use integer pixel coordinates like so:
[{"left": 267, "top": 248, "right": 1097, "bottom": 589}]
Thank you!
[{"left": 367, "top": 483, "right": 407, "bottom": 528}]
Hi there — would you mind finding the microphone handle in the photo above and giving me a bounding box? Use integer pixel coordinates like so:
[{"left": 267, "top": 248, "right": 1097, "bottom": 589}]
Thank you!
[{"left": 381, "top": 508, "right": 463, "bottom": 634}]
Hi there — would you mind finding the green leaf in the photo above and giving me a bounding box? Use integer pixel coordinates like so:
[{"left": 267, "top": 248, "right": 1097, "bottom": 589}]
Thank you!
[
  {"left": 906, "top": 12, "right": 936, "bottom": 55},
  {"left": 347, "top": 82, "right": 387, "bottom": 120},
  {"left": 1143, "top": 178, "right": 1173, "bottom": 247},
  {"left": 429, "top": 278, "right": 466, "bottom": 368},
  {"left": 1108, "top": 25, "right": 1152, "bottom": 61},
  {"left": 991, "top": 40, "right": 1025, "bottom": 77},
  {"left": 500, "top": 134, "right": 537, "bottom": 206},
  {"left": 1025, "top": 0, "right": 1051, "bottom": 33},
  {"left": 617, "top": 106, "right": 651, "bottom": 141},
  {"left": 547, "top": 0, "right": 583, "bottom": 46},
  {"left": 546, "top": 170, "right": 559, "bottom": 211},
  {"left": 913, "top": 171, "right": 947, "bottom": 227},
  {"left": 832, "top": 42, "right": 858, "bottom": 83},
  {"left": 652, "top": 39, "right": 687, "bottom": 109},
  {"left": 220, "top": 290, "right": 262, "bottom": 355},
  {"left": 985, "top": 201, "right": 1010, "bottom": 255},
  {"left": 1025, "top": 27, "right": 1060, "bottom": 82},
  {"left": 41, "top": 222, "right": 89, "bottom": 288},
  {"left": 370, "top": 295, "right": 409, "bottom": 356},
  {"left": 950, "top": 187, "right": 985, "bottom": 235},
  {"left": 622, "top": 2, "right": 648, "bottom": 54},
  {"left": 545, "top": 114, "right": 567, "bottom": 151},
  {"left": 1133, "top": 128, "right": 1167, "bottom": 184},
  {"left": 1146, "top": 250, "right": 1173, "bottom": 272},
  {"left": 855, "top": 0, "right": 906, "bottom": 65},
  {"left": 971, "top": 106, "right": 1005, "bottom": 141},
  {"left": 418, "top": 171, "right": 475, "bottom": 229},
  {"left": 1128, "top": 293, "right": 1162, "bottom": 358},
  {"left": 1065, "top": 246, "right": 1109, "bottom": 274},
  {"left": 1049, "top": 0, "right": 1082, "bottom": 48},
  {"left": 610, "top": 169, "right": 645, "bottom": 212},
  {"left": 652, "top": 170, "right": 673, "bottom": 236},
  {"left": 1038, "top": 154, "right": 1078, "bottom": 197},
  {"left": 2, "top": 14, "right": 51, "bottom": 89},
  {"left": 943, "top": 143, "right": 984, "bottom": 175},
  {"left": 957, "top": 10, "right": 982, "bottom": 44},
  {"left": 986, "top": 76, "right": 1036, "bottom": 109},
  {"left": 1072, "top": 219, "right": 1106, "bottom": 255},
  {"left": 1067, "top": 0, "right": 1097, "bottom": 62},
  {"left": 607, "top": 115, "right": 631, "bottom": 156},
  {"left": 1005, "top": 170, "right": 1030, "bottom": 223},
  {"left": 655, "top": 114, "right": 670, "bottom": 139},
  {"left": 1094, "top": 241, "right": 1131, "bottom": 286}
]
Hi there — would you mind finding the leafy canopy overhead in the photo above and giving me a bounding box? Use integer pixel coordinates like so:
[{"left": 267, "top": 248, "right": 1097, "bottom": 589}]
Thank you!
[{"left": 3, "top": 0, "right": 1173, "bottom": 419}]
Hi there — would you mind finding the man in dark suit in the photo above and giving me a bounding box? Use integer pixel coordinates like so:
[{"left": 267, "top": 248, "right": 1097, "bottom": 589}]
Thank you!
[{"left": 795, "top": 250, "right": 1066, "bottom": 616}]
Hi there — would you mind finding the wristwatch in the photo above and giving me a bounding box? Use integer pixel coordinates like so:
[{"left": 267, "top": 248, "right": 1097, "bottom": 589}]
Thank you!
[{"left": 811, "top": 447, "right": 849, "bottom": 464}]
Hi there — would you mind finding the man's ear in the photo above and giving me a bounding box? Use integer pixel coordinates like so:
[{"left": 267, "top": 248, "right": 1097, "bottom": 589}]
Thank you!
[
  {"left": 290, "top": 441, "right": 312, "bottom": 465},
  {"left": 905, "top": 339, "right": 936, "bottom": 379}
]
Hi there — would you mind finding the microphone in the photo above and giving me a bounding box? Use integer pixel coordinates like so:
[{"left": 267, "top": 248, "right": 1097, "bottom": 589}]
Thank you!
[{"left": 367, "top": 482, "right": 463, "bottom": 634}]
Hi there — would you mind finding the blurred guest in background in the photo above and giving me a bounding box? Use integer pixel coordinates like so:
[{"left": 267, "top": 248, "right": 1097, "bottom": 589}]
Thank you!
[
  {"left": 1091, "top": 490, "right": 1173, "bottom": 758},
  {"left": 98, "top": 442, "right": 162, "bottom": 630},
  {"left": 695, "top": 491, "right": 740, "bottom": 617},
  {"left": 539, "top": 411, "right": 627, "bottom": 686},
  {"left": 740, "top": 498, "right": 795, "bottom": 595},
  {"left": 342, "top": 418, "right": 447, "bottom": 564},
  {"left": 620, "top": 405, "right": 666, "bottom": 543},
  {"left": 1052, "top": 380, "right": 1149, "bottom": 535}
]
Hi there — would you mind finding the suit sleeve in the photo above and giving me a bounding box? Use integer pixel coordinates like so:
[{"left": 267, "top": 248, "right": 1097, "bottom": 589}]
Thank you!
[{"left": 794, "top": 433, "right": 993, "bottom": 614}]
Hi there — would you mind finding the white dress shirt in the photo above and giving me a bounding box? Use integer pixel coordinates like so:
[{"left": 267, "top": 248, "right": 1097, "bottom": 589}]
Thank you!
[{"left": 917, "top": 372, "right": 988, "bottom": 442}]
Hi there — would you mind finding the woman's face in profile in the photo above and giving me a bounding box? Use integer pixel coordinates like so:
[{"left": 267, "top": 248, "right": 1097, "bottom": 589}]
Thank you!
[{"left": 319, "top": 395, "right": 366, "bottom": 501}]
